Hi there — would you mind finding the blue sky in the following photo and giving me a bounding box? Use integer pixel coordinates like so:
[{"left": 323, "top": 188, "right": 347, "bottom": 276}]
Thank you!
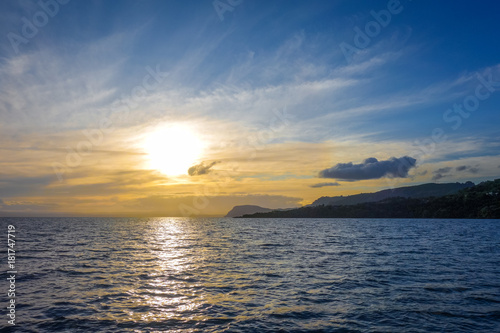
[{"left": 0, "top": 0, "right": 499, "bottom": 216}]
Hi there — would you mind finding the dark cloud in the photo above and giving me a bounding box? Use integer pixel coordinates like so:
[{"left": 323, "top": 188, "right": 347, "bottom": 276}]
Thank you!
[
  {"left": 188, "top": 161, "right": 219, "bottom": 176},
  {"left": 318, "top": 156, "right": 417, "bottom": 181},
  {"left": 432, "top": 167, "right": 452, "bottom": 181},
  {"left": 456, "top": 165, "right": 479, "bottom": 174},
  {"left": 435, "top": 167, "right": 452, "bottom": 174},
  {"left": 418, "top": 170, "right": 428, "bottom": 176},
  {"left": 433, "top": 165, "right": 480, "bottom": 181},
  {"left": 310, "top": 182, "right": 341, "bottom": 188},
  {"left": 432, "top": 173, "right": 446, "bottom": 181}
]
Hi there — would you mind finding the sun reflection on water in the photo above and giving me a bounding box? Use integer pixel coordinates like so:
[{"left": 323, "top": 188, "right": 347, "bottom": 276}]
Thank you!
[{"left": 126, "top": 218, "right": 205, "bottom": 323}]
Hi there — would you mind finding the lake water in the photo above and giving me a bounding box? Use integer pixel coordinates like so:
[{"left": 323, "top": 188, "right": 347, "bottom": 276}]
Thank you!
[{"left": 1, "top": 217, "right": 499, "bottom": 332}]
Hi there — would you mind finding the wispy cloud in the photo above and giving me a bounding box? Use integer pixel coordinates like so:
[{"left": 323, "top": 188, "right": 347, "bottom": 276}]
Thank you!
[
  {"left": 0, "top": 37, "right": 126, "bottom": 130},
  {"left": 310, "top": 182, "right": 341, "bottom": 188}
]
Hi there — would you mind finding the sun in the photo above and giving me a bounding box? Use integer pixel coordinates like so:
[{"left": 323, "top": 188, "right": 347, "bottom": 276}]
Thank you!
[{"left": 143, "top": 124, "right": 204, "bottom": 176}]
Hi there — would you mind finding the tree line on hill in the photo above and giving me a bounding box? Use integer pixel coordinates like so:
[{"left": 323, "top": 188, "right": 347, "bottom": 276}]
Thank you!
[{"left": 239, "top": 179, "right": 500, "bottom": 219}]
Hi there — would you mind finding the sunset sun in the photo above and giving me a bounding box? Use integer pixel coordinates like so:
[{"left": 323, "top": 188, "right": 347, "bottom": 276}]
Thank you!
[{"left": 143, "top": 124, "right": 204, "bottom": 176}]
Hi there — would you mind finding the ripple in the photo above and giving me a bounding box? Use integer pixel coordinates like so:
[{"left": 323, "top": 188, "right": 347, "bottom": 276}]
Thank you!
[{"left": 1, "top": 217, "right": 499, "bottom": 332}]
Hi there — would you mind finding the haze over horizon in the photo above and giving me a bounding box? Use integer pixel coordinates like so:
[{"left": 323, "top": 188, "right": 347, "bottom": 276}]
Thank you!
[{"left": 1, "top": 0, "right": 499, "bottom": 217}]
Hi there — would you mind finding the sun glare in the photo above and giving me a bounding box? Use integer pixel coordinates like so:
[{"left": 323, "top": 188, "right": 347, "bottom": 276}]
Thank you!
[{"left": 143, "top": 124, "right": 204, "bottom": 176}]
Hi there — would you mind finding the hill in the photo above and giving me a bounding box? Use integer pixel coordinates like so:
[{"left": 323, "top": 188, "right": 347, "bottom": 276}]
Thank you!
[
  {"left": 238, "top": 179, "right": 500, "bottom": 219},
  {"left": 225, "top": 205, "right": 273, "bottom": 217},
  {"left": 310, "top": 182, "right": 475, "bottom": 206}
]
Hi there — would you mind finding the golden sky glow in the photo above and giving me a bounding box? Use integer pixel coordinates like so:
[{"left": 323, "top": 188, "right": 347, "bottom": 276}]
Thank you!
[
  {"left": 1, "top": 121, "right": 498, "bottom": 217},
  {"left": 1, "top": 1, "right": 499, "bottom": 217}
]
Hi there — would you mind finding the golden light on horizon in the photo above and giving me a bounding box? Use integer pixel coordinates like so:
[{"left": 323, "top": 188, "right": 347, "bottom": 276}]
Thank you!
[{"left": 142, "top": 124, "right": 204, "bottom": 176}]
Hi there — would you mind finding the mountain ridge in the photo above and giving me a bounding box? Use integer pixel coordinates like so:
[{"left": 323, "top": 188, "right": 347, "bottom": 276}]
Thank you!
[
  {"left": 310, "top": 182, "right": 475, "bottom": 207},
  {"left": 237, "top": 179, "right": 500, "bottom": 219},
  {"left": 225, "top": 181, "right": 475, "bottom": 217}
]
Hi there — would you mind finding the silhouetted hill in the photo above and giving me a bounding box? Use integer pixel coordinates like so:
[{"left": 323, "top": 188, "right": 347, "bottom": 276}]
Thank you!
[
  {"left": 239, "top": 179, "right": 500, "bottom": 219},
  {"left": 310, "top": 182, "right": 474, "bottom": 206},
  {"left": 225, "top": 205, "right": 273, "bottom": 217}
]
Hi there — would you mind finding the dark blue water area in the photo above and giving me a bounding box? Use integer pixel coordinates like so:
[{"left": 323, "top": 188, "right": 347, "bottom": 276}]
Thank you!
[{"left": 0, "top": 217, "right": 499, "bottom": 332}]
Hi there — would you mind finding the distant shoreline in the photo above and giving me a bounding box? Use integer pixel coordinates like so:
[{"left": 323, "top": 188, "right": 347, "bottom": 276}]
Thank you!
[{"left": 237, "top": 179, "right": 500, "bottom": 219}]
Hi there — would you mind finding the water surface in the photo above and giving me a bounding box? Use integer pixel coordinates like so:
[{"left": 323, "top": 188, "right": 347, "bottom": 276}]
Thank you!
[{"left": 1, "top": 217, "right": 499, "bottom": 332}]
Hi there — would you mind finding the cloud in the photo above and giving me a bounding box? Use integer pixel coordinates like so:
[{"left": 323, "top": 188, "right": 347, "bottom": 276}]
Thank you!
[
  {"left": 0, "top": 200, "right": 60, "bottom": 216},
  {"left": 318, "top": 156, "right": 417, "bottom": 181},
  {"left": 456, "top": 165, "right": 479, "bottom": 174},
  {"left": 309, "top": 182, "right": 341, "bottom": 188},
  {"left": 0, "top": 39, "right": 124, "bottom": 130},
  {"left": 432, "top": 165, "right": 480, "bottom": 181},
  {"left": 435, "top": 167, "right": 452, "bottom": 174},
  {"left": 188, "top": 161, "right": 219, "bottom": 176},
  {"left": 432, "top": 173, "right": 446, "bottom": 181},
  {"left": 0, "top": 175, "right": 54, "bottom": 197},
  {"left": 432, "top": 167, "right": 452, "bottom": 181}
]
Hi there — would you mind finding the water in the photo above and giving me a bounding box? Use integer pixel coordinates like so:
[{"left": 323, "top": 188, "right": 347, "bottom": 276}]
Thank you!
[{"left": 0, "top": 217, "right": 499, "bottom": 332}]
